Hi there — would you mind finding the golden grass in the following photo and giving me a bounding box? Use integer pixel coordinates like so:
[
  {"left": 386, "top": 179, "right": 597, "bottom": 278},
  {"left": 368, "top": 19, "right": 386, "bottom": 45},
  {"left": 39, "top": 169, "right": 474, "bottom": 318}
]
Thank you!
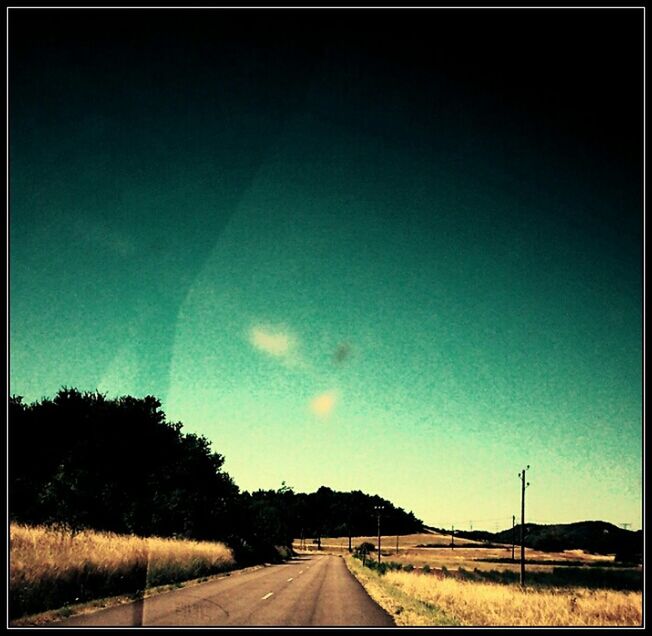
[
  {"left": 346, "top": 558, "right": 642, "bottom": 627},
  {"left": 345, "top": 555, "right": 458, "bottom": 626},
  {"left": 10, "top": 523, "right": 234, "bottom": 619},
  {"left": 388, "top": 571, "right": 642, "bottom": 626}
]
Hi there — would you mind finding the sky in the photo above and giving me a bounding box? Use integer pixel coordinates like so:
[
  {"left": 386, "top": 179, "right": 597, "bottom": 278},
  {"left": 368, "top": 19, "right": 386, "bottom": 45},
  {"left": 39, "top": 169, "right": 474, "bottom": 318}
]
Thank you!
[{"left": 8, "top": 9, "right": 643, "bottom": 531}]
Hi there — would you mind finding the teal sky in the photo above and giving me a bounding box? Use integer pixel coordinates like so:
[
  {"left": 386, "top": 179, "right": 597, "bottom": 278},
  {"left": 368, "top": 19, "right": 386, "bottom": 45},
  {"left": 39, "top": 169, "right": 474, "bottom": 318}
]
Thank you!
[{"left": 9, "top": 10, "right": 643, "bottom": 531}]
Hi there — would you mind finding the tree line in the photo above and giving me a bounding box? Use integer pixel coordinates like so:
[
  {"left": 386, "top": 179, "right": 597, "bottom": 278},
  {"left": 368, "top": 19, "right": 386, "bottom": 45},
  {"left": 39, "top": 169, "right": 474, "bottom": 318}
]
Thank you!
[{"left": 9, "top": 388, "right": 423, "bottom": 563}]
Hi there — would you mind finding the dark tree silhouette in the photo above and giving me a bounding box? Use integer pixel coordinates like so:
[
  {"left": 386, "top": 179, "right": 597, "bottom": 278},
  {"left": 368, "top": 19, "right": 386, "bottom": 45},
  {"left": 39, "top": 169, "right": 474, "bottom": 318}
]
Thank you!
[{"left": 9, "top": 388, "right": 424, "bottom": 564}]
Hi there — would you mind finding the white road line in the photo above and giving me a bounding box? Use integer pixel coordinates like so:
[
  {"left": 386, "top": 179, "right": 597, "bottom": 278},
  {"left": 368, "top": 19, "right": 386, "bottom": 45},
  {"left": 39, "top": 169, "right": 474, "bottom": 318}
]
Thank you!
[
  {"left": 261, "top": 592, "right": 274, "bottom": 600},
  {"left": 287, "top": 577, "right": 293, "bottom": 582},
  {"left": 299, "top": 570, "right": 304, "bottom": 574}
]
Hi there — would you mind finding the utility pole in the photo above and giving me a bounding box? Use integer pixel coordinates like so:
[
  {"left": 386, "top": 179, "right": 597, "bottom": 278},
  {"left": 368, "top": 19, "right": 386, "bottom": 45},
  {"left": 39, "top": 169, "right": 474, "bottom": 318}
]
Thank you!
[
  {"left": 451, "top": 524, "right": 455, "bottom": 549},
  {"left": 518, "top": 466, "right": 530, "bottom": 586},
  {"left": 396, "top": 535, "right": 399, "bottom": 555},
  {"left": 511, "top": 515, "right": 516, "bottom": 561},
  {"left": 346, "top": 512, "right": 353, "bottom": 552},
  {"left": 374, "top": 505, "right": 384, "bottom": 563}
]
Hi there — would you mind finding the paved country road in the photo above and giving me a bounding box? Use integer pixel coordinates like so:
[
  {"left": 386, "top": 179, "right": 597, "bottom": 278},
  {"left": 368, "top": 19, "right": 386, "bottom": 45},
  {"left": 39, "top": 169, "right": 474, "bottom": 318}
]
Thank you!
[{"left": 50, "top": 554, "right": 395, "bottom": 627}]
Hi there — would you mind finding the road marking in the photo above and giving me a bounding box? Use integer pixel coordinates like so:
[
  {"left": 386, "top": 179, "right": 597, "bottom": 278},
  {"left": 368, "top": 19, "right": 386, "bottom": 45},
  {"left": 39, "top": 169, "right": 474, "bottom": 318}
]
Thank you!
[
  {"left": 299, "top": 570, "right": 304, "bottom": 574},
  {"left": 261, "top": 592, "right": 274, "bottom": 600},
  {"left": 287, "top": 577, "right": 293, "bottom": 582}
]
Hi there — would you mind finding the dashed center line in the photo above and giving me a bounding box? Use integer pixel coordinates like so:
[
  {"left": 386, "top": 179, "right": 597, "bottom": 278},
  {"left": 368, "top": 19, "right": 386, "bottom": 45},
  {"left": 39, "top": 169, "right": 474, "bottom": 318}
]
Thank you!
[
  {"left": 299, "top": 570, "right": 304, "bottom": 574},
  {"left": 261, "top": 592, "right": 274, "bottom": 600},
  {"left": 287, "top": 577, "right": 293, "bottom": 582}
]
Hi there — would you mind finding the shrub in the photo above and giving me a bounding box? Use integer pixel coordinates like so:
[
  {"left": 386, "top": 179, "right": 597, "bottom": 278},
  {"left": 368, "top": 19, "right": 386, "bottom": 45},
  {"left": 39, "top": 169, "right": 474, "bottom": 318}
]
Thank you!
[
  {"left": 354, "top": 542, "right": 376, "bottom": 561},
  {"left": 356, "top": 541, "right": 375, "bottom": 553}
]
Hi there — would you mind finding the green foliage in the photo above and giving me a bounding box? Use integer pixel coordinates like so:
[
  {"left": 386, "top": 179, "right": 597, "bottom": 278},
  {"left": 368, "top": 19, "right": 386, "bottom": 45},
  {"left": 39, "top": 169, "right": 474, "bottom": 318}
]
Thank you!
[
  {"left": 363, "top": 559, "right": 405, "bottom": 575},
  {"left": 362, "top": 558, "right": 401, "bottom": 576}
]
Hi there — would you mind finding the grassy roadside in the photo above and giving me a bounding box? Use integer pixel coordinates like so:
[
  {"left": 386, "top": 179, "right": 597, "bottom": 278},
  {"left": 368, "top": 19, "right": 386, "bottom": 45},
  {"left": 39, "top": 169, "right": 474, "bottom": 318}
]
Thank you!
[
  {"left": 10, "top": 523, "right": 236, "bottom": 622},
  {"left": 344, "top": 555, "right": 459, "bottom": 626},
  {"left": 11, "top": 562, "right": 270, "bottom": 626},
  {"left": 344, "top": 555, "right": 642, "bottom": 627}
]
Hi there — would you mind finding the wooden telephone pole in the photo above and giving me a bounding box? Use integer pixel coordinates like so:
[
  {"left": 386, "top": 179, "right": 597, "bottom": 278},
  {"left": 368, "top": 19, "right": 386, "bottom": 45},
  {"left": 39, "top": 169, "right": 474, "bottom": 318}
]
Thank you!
[
  {"left": 374, "top": 505, "right": 384, "bottom": 563},
  {"left": 518, "top": 466, "right": 530, "bottom": 586}
]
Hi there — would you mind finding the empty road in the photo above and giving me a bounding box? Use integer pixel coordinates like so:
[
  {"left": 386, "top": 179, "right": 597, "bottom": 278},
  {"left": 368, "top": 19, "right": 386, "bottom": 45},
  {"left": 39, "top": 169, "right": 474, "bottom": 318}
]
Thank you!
[{"left": 52, "top": 554, "right": 395, "bottom": 627}]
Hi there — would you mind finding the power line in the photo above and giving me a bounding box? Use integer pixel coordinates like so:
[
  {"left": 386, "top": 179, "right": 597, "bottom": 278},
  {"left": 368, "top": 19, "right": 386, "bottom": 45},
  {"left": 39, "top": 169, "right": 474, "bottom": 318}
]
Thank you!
[{"left": 431, "top": 516, "right": 513, "bottom": 526}]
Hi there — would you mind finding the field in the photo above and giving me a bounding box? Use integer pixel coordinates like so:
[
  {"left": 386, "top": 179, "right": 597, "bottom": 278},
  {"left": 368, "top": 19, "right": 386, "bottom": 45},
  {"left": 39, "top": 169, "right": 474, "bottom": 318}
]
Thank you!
[
  {"left": 295, "top": 532, "right": 620, "bottom": 571},
  {"left": 10, "top": 523, "right": 235, "bottom": 620},
  {"left": 344, "top": 556, "right": 642, "bottom": 627},
  {"left": 296, "top": 531, "right": 642, "bottom": 626}
]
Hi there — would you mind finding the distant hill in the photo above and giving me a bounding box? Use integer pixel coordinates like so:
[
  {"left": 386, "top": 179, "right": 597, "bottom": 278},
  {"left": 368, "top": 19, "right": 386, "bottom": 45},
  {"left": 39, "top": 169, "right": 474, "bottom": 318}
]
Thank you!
[{"left": 429, "top": 521, "right": 642, "bottom": 563}]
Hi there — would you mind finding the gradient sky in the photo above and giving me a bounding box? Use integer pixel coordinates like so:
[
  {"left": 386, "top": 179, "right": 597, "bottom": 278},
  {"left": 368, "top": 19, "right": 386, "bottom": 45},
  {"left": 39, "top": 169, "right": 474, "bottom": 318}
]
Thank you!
[{"left": 9, "top": 9, "right": 643, "bottom": 531}]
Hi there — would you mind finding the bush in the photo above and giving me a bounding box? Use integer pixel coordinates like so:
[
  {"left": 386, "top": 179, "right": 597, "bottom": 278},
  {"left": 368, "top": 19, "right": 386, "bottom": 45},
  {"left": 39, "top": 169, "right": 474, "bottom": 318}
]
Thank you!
[
  {"left": 403, "top": 563, "right": 414, "bottom": 572},
  {"left": 457, "top": 567, "right": 476, "bottom": 581},
  {"left": 354, "top": 541, "right": 376, "bottom": 559},
  {"left": 363, "top": 559, "right": 392, "bottom": 576}
]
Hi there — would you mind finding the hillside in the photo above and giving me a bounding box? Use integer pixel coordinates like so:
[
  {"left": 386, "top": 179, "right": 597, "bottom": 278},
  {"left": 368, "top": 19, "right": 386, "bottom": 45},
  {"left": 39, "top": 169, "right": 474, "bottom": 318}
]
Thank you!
[{"left": 433, "top": 521, "right": 642, "bottom": 563}]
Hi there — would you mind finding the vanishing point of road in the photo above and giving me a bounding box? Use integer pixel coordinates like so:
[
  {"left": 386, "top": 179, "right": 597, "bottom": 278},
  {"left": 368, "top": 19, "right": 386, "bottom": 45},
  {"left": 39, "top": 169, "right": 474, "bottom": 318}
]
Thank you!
[{"left": 52, "top": 554, "right": 395, "bottom": 627}]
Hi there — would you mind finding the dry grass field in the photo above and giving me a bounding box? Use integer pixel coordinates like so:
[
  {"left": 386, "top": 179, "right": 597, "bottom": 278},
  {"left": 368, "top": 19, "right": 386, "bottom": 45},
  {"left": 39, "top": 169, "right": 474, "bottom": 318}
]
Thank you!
[
  {"left": 345, "top": 556, "right": 642, "bottom": 627},
  {"left": 295, "top": 531, "right": 616, "bottom": 574},
  {"left": 300, "top": 531, "right": 641, "bottom": 626},
  {"left": 10, "top": 523, "right": 234, "bottom": 620}
]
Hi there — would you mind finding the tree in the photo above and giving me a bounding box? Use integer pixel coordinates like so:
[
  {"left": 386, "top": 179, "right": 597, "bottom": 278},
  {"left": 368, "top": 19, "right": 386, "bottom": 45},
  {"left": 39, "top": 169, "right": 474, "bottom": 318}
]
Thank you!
[{"left": 355, "top": 541, "right": 376, "bottom": 566}]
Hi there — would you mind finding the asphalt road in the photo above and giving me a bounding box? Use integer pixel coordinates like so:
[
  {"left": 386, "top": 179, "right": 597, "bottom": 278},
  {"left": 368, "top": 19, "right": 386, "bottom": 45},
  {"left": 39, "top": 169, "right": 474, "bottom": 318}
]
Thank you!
[{"left": 52, "top": 554, "right": 395, "bottom": 627}]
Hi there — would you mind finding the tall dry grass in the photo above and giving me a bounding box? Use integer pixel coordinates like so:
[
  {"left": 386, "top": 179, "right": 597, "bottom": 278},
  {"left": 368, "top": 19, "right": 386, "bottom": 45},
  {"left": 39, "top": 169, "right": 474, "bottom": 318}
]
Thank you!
[
  {"left": 381, "top": 569, "right": 642, "bottom": 626},
  {"left": 10, "top": 523, "right": 234, "bottom": 619}
]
